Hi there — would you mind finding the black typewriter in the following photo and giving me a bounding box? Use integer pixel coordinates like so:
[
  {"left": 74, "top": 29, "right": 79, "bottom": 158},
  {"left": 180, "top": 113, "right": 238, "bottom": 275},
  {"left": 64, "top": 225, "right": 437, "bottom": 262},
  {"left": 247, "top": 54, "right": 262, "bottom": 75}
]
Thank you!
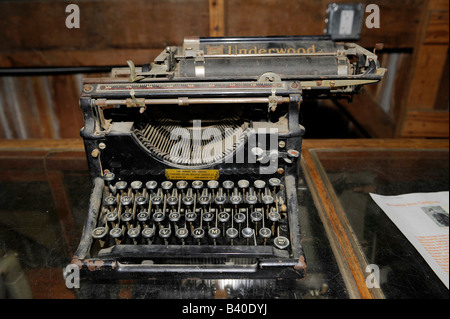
[{"left": 68, "top": 36, "right": 385, "bottom": 280}]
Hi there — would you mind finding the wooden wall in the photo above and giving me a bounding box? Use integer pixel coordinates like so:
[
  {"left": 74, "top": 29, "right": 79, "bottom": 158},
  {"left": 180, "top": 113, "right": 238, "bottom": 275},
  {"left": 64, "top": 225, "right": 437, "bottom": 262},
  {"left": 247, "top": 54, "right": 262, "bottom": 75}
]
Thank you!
[{"left": 0, "top": 0, "right": 448, "bottom": 139}]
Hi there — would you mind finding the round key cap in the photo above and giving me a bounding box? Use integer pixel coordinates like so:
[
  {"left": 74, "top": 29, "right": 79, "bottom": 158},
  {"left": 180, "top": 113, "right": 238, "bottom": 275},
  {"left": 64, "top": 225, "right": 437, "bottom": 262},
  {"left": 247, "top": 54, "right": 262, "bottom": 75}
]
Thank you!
[
  {"left": 234, "top": 212, "right": 246, "bottom": 224},
  {"left": 246, "top": 194, "right": 258, "bottom": 205},
  {"left": 229, "top": 195, "right": 242, "bottom": 205},
  {"left": 268, "top": 177, "right": 281, "bottom": 187},
  {"left": 103, "top": 172, "right": 115, "bottom": 181},
  {"left": 130, "top": 180, "right": 143, "bottom": 191},
  {"left": 198, "top": 195, "right": 210, "bottom": 205},
  {"left": 223, "top": 180, "right": 234, "bottom": 189},
  {"left": 115, "top": 181, "right": 128, "bottom": 191},
  {"left": 104, "top": 195, "right": 116, "bottom": 206},
  {"left": 159, "top": 227, "right": 171, "bottom": 238},
  {"left": 182, "top": 195, "right": 194, "bottom": 206},
  {"left": 238, "top": 179, "right": 250, "bottom": 189},
  {"left": 92, "top": 227, "right": 107, "bottom": 239},
  {"left": 141, "top": 227, "right": 155, "bottom": 239},
  {"left": 127, "top": 227, "right": 140, "bottom": 239},
  {"left": 167, "top": 195, "right": 178, "bottom": 206},
  {"left": 121, "top": 212, "right": 133, "bottom": 223},
  {"left": 218, "top": 212, "right": 230, "bottom": 223},
  {"left": 145, "top": 180, "right": 158, "bottom": 191},
  {"left": 207, "top": 180, "right": 219, "bottom": 189},
  {"left": 214, "top": 195, "right": 226, "bottom": 205},
  {"left": 242, "top": 227, "right": 254, "bottom": 239},
  {"left": 185, "top": 212, "right": 197, "bottom": 222},
  {"left": 259, "top": 227, "right": 272, "bottom": 238},
  {"left": 202, "top": 211, "right": 214, "bottom": 222},
  {"left": 192, "top": 228, "right": 205, "bottom": 239},
  {"left": 151, "top": 195, "right": 163, "bottom": 206},
  {"left": 274, "top": 236, "right": 290, "bottom": 249},
  {"left": 287, "top": 149, "right": 300, "bottom": 158},
  {"left": 176, "top": 180, "right": 188, "bottom": 190},
  {"left": 135, "top": 195, "right": 147, "bottom": 206},
  {"left": 106, "top": 211, "right": 118, "bottom": 223},
  {"left": 109, "top": 227, "right": 123, "bottom": 239},
  {"left": 137, "top": 211, "right": 149, "bottom": 222},
  {"left": 168, "top": 211, "right": 180, "bottom": 222},
  {"left": 176, "top": 227, "right": 189, "bottom": 239},
  {"left": 250, "top": 211, "right": 263, "bottom": 222},
  {"left": 208, "top": 227, "right": 221, "bottom": 239},
  {"left": 161, "top": 181, "right": 173, "bottom": 191},
  {"left": 192, "top": 180, "right": 203, "bottom": 189},
  {"left": 262, "top": 194, "right": 274, "bottom": 205},
  {"left": 254, "top": 180, "right": 266, "bottom": 189},
  {"left": 120, "top": 195, "right": 132, "bottom": 206},
  {"left": 268, "top": 211, "right": 281, "bottom": 222},
  {"left": 152, "top": 211, "right": 165, "bottom": 222},
  {"left": 226, "top": 227, "right": 238, "bottom": 239}
]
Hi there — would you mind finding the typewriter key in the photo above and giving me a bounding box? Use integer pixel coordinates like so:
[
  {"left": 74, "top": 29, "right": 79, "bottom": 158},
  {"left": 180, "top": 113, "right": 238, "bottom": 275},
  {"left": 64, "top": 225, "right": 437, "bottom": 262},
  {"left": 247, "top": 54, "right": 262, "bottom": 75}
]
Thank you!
[
  {"left": 130, "top": 180, "right": 143, "bottom": 191},
  {"left": 167, "top": 195, "right": 179, "bottom": 206},
  {"left": 92, "top": 227, "right": 107, "bottom": 247},
  {"left": 182, "top": 195, "right": 194, "bottom": 206},
  {"left": 104, "top": 195, "right": 117, "bottom": 206},
  {"left": 169, "top": 211, "right": 181, "bottom": 222},
  {"left": 246, "top": 194, "right": 258, "bottom": 205},
  {"left": 192, "top": 180, "right": 203, "bottom": 190},
  {"left": 208, "top": 227, "right": 221, "bottom": 244},
  {"left": 145, "top": 180, "right": 158, "bottom": 191},
  {"left": 238, "top": 179, "right": 250, "bottom": 189},
  {"left": 268, "top": 211, "right": 281, "bottom": 222},
  {"left": 218, "top": 212, "right": 230, "bottom": 223},
  {"left": 120, "top": 195, "right": 133, "bottom": 206},
  {"left": 159, "top": 227, "right": 172, "bottom": 239},
  {"left": 106, "top": 211, "right": 118, "bottom": 228},
  {"left": 259, "top": 227, "right": 272, "bottom": 245},
  {"left": 176, "top": 180, "right": 188, "bottom": 191},
  {"left": 103, "top": 172, "right": 115, "bottom": 182},
  {"left": 223, "top": 180, "right": 234, "bottom": 190},
  {"left": 250, "top": 211, "right": 263, "bottom": 222},
  {"left": 116, "top": 181, "right": 128, "bottom": 192},
  {"left": 242, "top": 227, "right": 254, "bottom": 239},
  {"left": 109, "top": 227, "right": 123, "bottom": 245},
  {"left": 269, "top": 177, "right": 281, "bottom": 188},
  {"left": 185, "top": 212, "right": 197, "bottom": 222},
  {"left": 226, "top": 228, "right": 238, "bottom": 244},
  {"left": 214, "top": 195, "right": 226, "bottom": 206},
  {"left": 287, "top": 149, "right": 300, "bottom": 159},
  {"left": 176, "top": 227, "right": 189, "bottom": 244},
  {"left": 127, "top": 227, "right": 140, "bottom": 244},
  {"left": 254, "top": 180, "right": 266, "bottom": 189},
  {"left": 273, "top": 236, "right": 290, "bottom": 250},
  {"left": 151, "top": 196, "right": 163, "bottom": 206},
  {"left": 202, "top": 211, "right": 214, "bottom": 223},
  {"left": 152, "top": 211, "right": 165, "bottom": 223},
  {"left": 141, "top": 227, "right": 155, "bottom": 244},
  {"left": 262, "top": 194, "right": 274, "bottom": 205},
  {"left": 229, "top": 194, "right": 242, "bottom": 205},
  {"left": 234, "top": 212, "right": 246, "bottom": 224},
  {"left": 198, "top": 190, "right": 211, "bottom": 205},
  {"left": 121, "top": 212, "right": 133, "bottom": 227},
  {"left": 135, "top": 195, "right": 147, "bottom": 206},
  {"left": 137, "top": 211, "right": 149, "bottom": 224},
  {"left": 192, "top": 228, "right": 205, "bottom": 244},
  {"left": 207, "top": 180, "right": 219, "bottom": 189},
  {"left": 161, "top": 181, "right": 173, "bottom": 192}
]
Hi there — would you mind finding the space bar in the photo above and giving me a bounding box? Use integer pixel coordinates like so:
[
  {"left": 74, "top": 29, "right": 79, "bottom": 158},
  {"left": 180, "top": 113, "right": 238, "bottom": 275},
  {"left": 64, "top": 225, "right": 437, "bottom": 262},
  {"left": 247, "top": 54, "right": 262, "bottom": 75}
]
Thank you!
[{"left": 97, "top": 245, "right": 289, "bottom": 259}]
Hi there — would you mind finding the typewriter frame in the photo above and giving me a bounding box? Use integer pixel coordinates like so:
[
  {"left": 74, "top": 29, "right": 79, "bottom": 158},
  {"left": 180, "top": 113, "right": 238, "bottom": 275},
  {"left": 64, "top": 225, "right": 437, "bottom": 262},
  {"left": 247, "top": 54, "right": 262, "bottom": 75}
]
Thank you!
[{"left": 68, "top": 35, "right": 385, "bottom": 281}]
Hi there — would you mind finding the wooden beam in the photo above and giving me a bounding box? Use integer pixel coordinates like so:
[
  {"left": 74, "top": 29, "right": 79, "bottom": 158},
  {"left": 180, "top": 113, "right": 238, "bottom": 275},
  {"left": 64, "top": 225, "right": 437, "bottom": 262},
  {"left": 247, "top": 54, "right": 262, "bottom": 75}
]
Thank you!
[{"left": 209, "top": 0, "right": 225, "bottom": 37}]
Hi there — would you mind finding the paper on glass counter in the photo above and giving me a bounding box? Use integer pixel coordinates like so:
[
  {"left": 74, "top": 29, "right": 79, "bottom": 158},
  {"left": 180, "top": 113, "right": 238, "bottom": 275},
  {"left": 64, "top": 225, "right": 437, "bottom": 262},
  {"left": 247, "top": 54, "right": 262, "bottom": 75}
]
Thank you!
[{"left": 370, "top": 191, "right": 449, "bottom": 289}]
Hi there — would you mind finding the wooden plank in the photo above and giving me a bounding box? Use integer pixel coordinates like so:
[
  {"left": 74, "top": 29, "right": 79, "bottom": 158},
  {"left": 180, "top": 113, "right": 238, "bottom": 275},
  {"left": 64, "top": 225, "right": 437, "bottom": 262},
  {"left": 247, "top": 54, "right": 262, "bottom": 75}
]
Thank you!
[
  {"left": 424, "top": 10, "right": 449, "bottom": 44},
  {"left": 209, "top": 0, "right": 225, "bottom": 37},
  {"left": 400, "top": 110, "right": 450, "bottom": 137},
  {"left": 225, "top": 0, "right": 424, "bottom": 49}
]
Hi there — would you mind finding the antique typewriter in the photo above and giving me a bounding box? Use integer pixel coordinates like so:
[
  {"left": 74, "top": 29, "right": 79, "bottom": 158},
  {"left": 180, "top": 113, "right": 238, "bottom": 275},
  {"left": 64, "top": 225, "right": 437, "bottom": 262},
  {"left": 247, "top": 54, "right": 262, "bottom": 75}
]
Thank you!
[{"left": 68, "top": 36, "right": 386, "bottom": 280}]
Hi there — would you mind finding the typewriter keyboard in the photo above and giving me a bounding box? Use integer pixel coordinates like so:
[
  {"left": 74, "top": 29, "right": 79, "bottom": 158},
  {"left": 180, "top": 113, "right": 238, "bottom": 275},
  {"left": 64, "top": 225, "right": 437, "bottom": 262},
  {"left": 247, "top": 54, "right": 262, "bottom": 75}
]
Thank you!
[{"left": 91, "top": 174, "right": 292, "bottom": 254}]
